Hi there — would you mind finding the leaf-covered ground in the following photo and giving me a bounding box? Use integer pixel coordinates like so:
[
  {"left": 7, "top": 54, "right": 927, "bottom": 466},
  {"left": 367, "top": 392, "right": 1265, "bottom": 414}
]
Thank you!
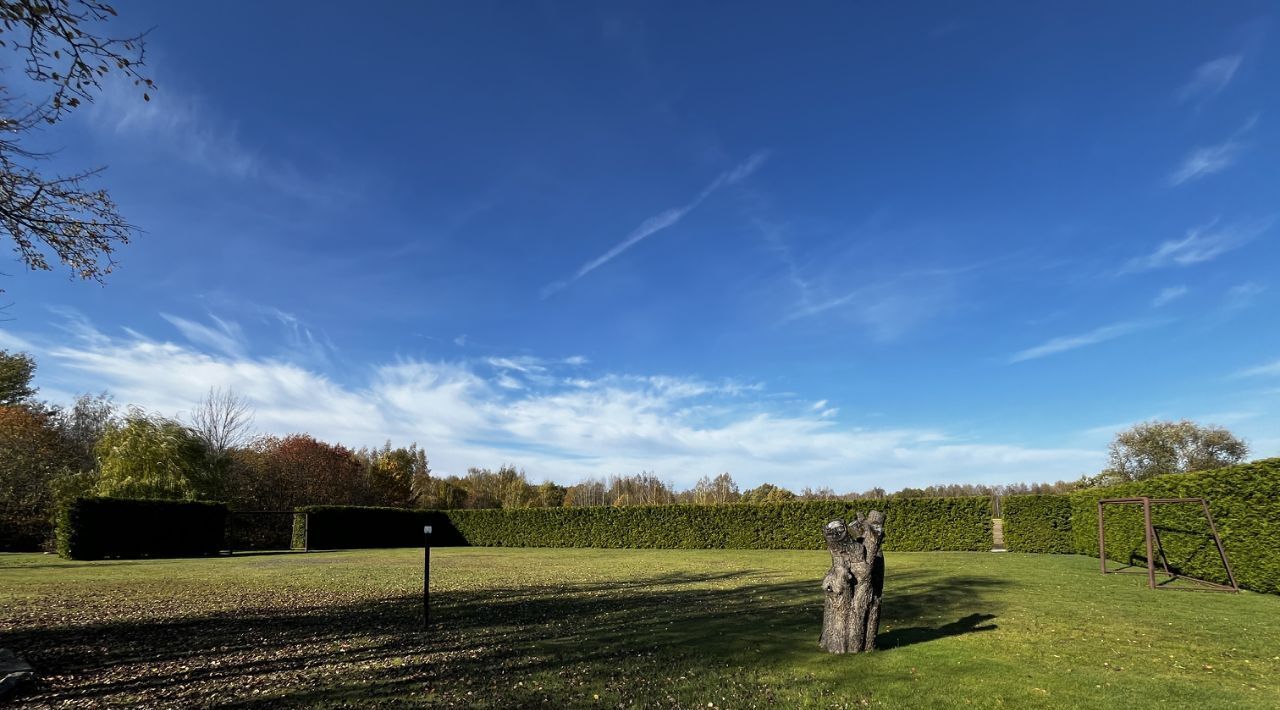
[{"left": 1, "top": 548, "right": 1278, "bottom": 708}]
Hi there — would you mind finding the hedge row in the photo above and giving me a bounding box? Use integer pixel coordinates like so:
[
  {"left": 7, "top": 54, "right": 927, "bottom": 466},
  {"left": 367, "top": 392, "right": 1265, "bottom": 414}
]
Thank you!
[
  {"left": 293, "top": 497, "right": 993, "bottom": 552},
  {"left": 1068, "top": 458, "right": 1280, "bottom": 595},
  {"left": 57, "top": 497, "right": 227, "bottom": 560},
  {"left": 295, "top": 464, "right": 1279, "bottom": 595},
  {"left": 293, "top": 506, "right": 457, "bottom": 549},
  {"left": 0, "top": 514, "right": 49, "bottom": 553},
  {"left": 52, "top": 461, "right": 1280, "bottom": 597},
  {"left": 1002, "top": 495, "right": 1073, "bottom": 554}
]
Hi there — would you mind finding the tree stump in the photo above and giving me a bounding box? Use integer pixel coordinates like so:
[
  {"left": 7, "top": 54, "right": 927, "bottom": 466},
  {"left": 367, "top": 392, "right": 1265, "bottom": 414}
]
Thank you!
[{"left": 819, "top": 511, "right": 885, "bottom": 653}]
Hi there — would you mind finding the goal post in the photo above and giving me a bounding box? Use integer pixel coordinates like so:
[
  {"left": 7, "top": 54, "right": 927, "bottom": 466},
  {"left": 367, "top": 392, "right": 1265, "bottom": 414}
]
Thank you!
[{"left": 1097, "top": 496, "right": 1237, "bottom": 592}]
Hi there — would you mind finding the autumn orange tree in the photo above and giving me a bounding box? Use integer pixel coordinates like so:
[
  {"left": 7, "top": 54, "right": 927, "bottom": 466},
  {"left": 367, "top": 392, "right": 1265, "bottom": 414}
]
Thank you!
[
  {"left": 0, "top": 404, "right": 74, "bottom": 549},
  {"left": 229, "top": 434, "right": 371, "bottom": 511}
]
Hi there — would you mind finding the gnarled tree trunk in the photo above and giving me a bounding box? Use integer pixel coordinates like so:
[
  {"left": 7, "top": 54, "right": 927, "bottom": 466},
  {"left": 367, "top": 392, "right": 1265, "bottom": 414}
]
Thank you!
[{"left": 819, "top": 510, "right": 885, "bottom": 653}]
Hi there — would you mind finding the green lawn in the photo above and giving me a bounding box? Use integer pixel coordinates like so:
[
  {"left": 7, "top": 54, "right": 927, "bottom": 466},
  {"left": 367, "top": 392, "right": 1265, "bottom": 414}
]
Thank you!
[{"left": 1, "top": 548, "right": 1277, "bottom": 708}]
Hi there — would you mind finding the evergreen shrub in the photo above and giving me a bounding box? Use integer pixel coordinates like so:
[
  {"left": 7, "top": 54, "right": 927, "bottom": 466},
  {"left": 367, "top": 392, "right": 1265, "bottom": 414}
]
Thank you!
[
  {"left": 57, "top": 497, "right": 227, "bottom": 560},
  {"left": 1003, "top": 495, "right": 1074, "bottom": 553},
  {"left": 292, "top": 497, "right": 993, "bottom": 552},
  {"left": 1068, "top": 459, "right": 1280, "bottom": 594}
]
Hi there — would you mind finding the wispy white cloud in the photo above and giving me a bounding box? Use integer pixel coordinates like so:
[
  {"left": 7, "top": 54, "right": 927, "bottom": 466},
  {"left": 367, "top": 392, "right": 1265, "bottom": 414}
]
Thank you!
[
  {"left": 783, "top": 265, "right": 976, "bottom": 342},
  {"left": 1225, "top": 282, "right": 1266, "bottom": 310},
  {"left": 1078, "top": 416, "right": 1164, "bottom": 439},
  {"left": 18, "top": 315, "right": 1103, "bottom": 489},
  {"left": 1086, "top": 412, "right": 1266, "bottom": 441},
  {"left": 1168, "top": 142, "right": 1241, "bottom": 186},
  {"left": 1195, "top": 409, "right": 1262, "bottom": 425},
  {"left": 1009, "top": 321, "right": 1155, "bottom": 363},
  {"left": 1121, "top": 218, "right": 1271, "bottom": 273},
  {"left": 1152, "top": 285, "right": 1188, "bottom": 307},
  {"left": 92, "top": 79, "right": 259, "bottom": 180},
  {"left": 1238, "top": 359, "right": 1280, "bottom": 378},
  {"left": 160, "top": 313, "right": 245, "bottom": 358},
  {"left": 743, "top": 203, "right": 974, "bottom": 343},
  {"left": 0, "top": 329, "right": 35, "bottom": 352},
  {"left": 486, "top": 356, "right": 547, "bottom": 374},
  {"left": 88, "top": 76, "right": 343, "bottom": 202},
  {"left": 265, "top": 308, "right": 337, "bottom": 367},
  {"left": 483, "top": 355, "right": 593, "bottom": 391},
  {"left": 542, "top": 151, "right": 769, "bottom": 297},
  {"left": 1167, "top": 115, "right": 1258, "bottom": 186},
  {"left": 495, "top": 373, "right": 524, "bottom": 390},
  {"left": 1176, "top": 54, "right": 1243, "bottom": 103},
  {"left": 787, "top": 291, "right": 859, "bottom": 321},
  {"left": 747, "top": 217, "right": 819, "bottom": 315}
]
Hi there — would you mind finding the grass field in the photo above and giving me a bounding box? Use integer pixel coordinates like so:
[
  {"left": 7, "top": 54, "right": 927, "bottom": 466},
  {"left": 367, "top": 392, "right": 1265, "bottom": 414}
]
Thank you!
[{"left": 2, "top": 548, "right": 1278, "bottom": 708}]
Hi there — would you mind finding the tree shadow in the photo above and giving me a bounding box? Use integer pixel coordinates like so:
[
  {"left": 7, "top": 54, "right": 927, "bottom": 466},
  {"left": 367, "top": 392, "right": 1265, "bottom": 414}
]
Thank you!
[
  {"left": 878, "top": 612, "right": 998, "bottom": 648},
  {"left": 872, "top": 569, "right": 1002, "bottom": 649},
  {"left": 5, "top": 566, "right": 1009, "bottom": 706},
  {"left": 220, "top": 549, "right": 314, "bottom": 558},
  {"left": 0, "top": 558, "right": 198, "bottom": 570}
]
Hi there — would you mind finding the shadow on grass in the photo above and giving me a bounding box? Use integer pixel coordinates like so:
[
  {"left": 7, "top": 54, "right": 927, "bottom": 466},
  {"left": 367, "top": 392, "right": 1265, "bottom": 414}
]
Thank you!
[
  {"left": 0, "top": 558, "right": 201, "bottom": 570},
  {"left": 879, "top": 612, "right": 998, "bottom": 648},
  {"left": 0, "top": 551, "right": 326, "bottom": 569},
  {"left": 221, "top": 549, "right": 313, "bottom": 558},
  {"left": 6, "top": 567, "right": 1008, "bottom": 707},
  {"left": 1111, "top": 524, "right": 1233, "bottom": 587}
]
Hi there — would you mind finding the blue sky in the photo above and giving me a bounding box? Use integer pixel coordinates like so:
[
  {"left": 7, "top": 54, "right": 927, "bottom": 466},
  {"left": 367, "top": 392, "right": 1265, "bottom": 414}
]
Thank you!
[{"left": 3, "top": 1, "right": 1278, "bottom": 491}]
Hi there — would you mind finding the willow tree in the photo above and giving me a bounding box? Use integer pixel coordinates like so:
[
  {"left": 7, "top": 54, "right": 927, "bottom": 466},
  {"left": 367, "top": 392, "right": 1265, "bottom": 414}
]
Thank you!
[{"left": 96, "top": 410, "right": 218, "bottom": 500}]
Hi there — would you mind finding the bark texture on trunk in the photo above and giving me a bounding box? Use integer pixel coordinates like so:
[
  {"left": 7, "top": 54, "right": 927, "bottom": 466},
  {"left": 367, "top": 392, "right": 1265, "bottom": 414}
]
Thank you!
[{"left": 819, "top": 510, "right": 885, "bottom": 654}]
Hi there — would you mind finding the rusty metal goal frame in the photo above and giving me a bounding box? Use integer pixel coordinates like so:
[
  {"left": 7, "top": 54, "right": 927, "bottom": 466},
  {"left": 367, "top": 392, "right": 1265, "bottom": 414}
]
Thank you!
[
  {"left": 1097, "top": 497, "right": 1238, "bottom": 592},
  {"left": 226, "top": 510, "right": 303, "bottom": 555}
]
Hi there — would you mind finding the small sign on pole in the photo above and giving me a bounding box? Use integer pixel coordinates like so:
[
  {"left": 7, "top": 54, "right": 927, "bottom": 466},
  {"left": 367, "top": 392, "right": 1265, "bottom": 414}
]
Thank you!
[{"left": 423, "top": 525, "right": 433, "bottom": 629}]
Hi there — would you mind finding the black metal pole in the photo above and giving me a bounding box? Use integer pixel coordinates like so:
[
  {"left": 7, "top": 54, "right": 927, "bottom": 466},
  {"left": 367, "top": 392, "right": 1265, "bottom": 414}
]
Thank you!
[
  {"left": 423, "top": 525, "right": 432, "bottom": 629},
  {"left": 1142, "top": 497, "right": 1156, "bottom": 589},
  {"left": 1097, "top": 500, "right": 1106, "bottom": 575}
]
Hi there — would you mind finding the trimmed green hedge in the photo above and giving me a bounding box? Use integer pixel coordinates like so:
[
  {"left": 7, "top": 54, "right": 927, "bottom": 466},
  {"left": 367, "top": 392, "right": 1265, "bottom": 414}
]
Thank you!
[
  {"left": 292, "top": 497, "right": 993, "bottom": 552},
  {"left": 57, "top": 497, "right": 227, "bottom": 560},
  {"left": 293, "top": 506, "right": 458, "bottom": 550},
  {"left": 1069, "top": 458, "right": 1280, "bottom": 595},
  {"left": 1003, "top": 495, "right": 1074, "bottom": 553}
]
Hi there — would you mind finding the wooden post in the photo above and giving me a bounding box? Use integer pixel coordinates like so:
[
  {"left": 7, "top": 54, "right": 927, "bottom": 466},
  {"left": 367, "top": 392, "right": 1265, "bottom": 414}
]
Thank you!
[{"left": 820, "top": 511, "right": 885, "bottom": 653}]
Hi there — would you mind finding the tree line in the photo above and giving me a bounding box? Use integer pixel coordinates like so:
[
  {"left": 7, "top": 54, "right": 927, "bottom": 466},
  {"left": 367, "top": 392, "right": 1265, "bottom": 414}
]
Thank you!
[{"left": 0, "top": 349, "right": 1255, "bottom": 550}]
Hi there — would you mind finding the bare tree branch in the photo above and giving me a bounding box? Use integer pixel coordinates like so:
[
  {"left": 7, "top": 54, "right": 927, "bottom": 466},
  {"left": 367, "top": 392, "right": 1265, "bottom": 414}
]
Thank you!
[
  {"left": 188, "top": 387, "right": 255, "bottom": 456},
  {"left": 1, "top": 0, "right": 152, "bottom": 119},
  {"left": 0, "top": 1, "right": 150, "bottom": 290}
]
